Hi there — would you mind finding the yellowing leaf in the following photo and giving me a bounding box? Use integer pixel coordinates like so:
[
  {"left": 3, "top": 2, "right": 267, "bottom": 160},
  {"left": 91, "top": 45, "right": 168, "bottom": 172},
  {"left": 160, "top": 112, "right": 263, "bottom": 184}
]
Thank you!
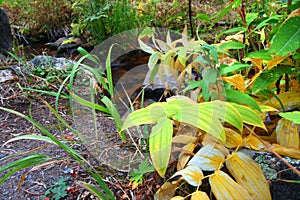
[
  {"left": 191, "top": 191, "right": 210, "bottom": 200},
  {"left": 172, "top": 135, "right": 196, "bottom": 144},
  {"left": 265, "top": 91, "right": 300, "bottom": 111},
  {"left": 266, "top": 55, "right": 290, "bottom": 70},
  {"left": 171, "top": 165, "right": 204, "bottom": 187},
  {"left": 226, "top": 152, "right": 271, "bottom": 200},
  {"left": 224, "top": 128, "right": 243, "bottom": 148},
  {"left": 249, "top": 58, "right": 263, "bottom": 70},
  {"left": 177, "top": 142, "right": 197, "bottom": 170},
  {"left": 243, "top": 134, "right": 265, "bottom": 150},
  {"left": 209, "top": 170, "right": 254, "bottom": 200},
  {"left": 166, "top": 98, "right": 226, "bottom": 142},
  {"left": 233, "top": 103, "right": 266, "bottom": 130},
  {"left": 222, "top": 74, "right": 245, "bottom": 92},
  {"left": 200, "top": 100, "right": 243, "bottom": 132},
  {"left": 276, "top": 118, "right": 299, "bottom": 148},
  {"left": 170, "top": 196, "right": 185, "bottom": 200},
  {"left": 149, "top": 118, "right": 173, "bottom": 177},
  {"left": 188, "top": 144, "right": 226, "bottom": 171},
  {"left": 121, "top": 103, "right": 166, "bottom": 131},
  {"left": 271, "top": 144, "right": 300, "bottom": 159}
]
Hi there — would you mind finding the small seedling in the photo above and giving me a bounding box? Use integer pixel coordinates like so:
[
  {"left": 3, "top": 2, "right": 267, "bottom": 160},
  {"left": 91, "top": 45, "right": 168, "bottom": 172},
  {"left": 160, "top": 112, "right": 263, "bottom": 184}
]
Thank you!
[{"left": 41, "top": 177, "right": 69, "bottom": 200}]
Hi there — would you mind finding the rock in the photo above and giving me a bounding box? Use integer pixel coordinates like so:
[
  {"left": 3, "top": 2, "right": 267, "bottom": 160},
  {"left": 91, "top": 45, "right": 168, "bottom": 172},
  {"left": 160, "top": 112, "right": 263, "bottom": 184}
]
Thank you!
[
  {"left": 27, "top": 55, "right": 76, "bottom": 71},
  {"left": 0, "top": 8, "right": 12, "bottom": 56}
]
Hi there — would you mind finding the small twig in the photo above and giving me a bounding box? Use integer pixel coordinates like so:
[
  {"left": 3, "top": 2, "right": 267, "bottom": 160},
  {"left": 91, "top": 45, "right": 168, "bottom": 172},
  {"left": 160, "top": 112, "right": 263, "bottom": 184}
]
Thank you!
[{"left": 245, "top": 125, "right": 300, "bottom": 177}]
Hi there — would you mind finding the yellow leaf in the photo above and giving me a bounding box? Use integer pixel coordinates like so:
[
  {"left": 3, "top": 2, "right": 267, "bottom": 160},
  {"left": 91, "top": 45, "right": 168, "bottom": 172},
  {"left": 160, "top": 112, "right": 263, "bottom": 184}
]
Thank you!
[
  {"left": 172, "top": 135, "right": 197, "bottom": 144},
  {"left": 177, "top": 142, "right": 197, "bottom": 170},
  {"left": 188, "top": 144, "right": 226, "bottom": 171},
  {"left": 224, "top": 128, "right": 243, "bottom": 148},
  {"left": 265, "top": 91, "right": 300, "bottom": 111},
  {"left": 271, "top": 144, "right": 300, "bottom": 159},
  {"left": 191, "top": 191, "right": 210, "bottom": 200},
  {"left": 226, "top": 152, "right": 271, "bottom": 200},
  {"left": 209, "top": 170, "right": 254, "bottom": 200},
  {"left": 276, "top": 118, "right": 299, "bottom": 148},
  {"left": 170, "top": 196, "right": 185, "bottom": 200},
  {"left": 222, "top": 74, "right": 245, "bottom": 92},
  {"left": 243, "top": 134, "right": 265, "bottom": 150},
  {"left": 249, "top": 58, "right": 263, "bottom": 70},
  {"left": 266, "top": 55, "right": 290, "bottom": 70}
]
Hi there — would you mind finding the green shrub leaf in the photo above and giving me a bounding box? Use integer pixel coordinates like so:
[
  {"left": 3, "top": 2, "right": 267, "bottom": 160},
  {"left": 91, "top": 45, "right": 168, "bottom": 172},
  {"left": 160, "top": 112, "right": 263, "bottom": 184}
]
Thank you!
[
  {"left": 279, "top": 111, "right": 300, "bottom": 124},
  {"left": 225, "top": 89, "right": 262, "bottom": 112},
  {"left": 269, "top": 16, "right": 300, "bottom": 56}
]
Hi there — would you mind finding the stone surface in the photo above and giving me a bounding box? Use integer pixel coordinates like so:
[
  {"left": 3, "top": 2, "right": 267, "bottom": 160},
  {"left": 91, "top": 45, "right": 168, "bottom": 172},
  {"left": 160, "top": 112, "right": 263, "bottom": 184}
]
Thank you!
[
  {"left": 0, "top": 8, "right": 12, "bottom": 56},
  {"left": 27, "top": 55, "right": 76, "bottom": 71}
]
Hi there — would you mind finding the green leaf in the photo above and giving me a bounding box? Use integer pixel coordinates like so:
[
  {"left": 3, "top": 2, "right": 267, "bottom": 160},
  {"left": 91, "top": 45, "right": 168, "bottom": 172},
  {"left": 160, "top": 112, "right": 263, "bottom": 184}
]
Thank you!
[
  {"left": 279, "top": 111, "right": 300, "bottom": 124},
  {"left": 149, "top": 118, "right": 173, "bottom": 177},
  {"left": 148, "top": 52, "right": 161, "bottom": 70},
  {"left": 0, "top": 154, "right": 49, "bottom": 184},
  {"left": 232, "top": 103, "right": 266, "bottom": 129},
  {"left": 246, "top": 13, "right": 258, "bottom": 25},
  {"left": 77, "top": 181, "right": 108, "bottom": 200},
  {"left": 245, "top": 50, "right": 272, "bottom": 60},
  {"left": 247, "top": 15, "right": 280, "bottom": 37},
  {"left": 220, "top": 63, "right": 251, "bottom": 75},
  {"left": 215, "top": 27, "right": 247, "bottom": 42},
  {"left": 71, "top": 92, "right": 110, "bottom": 114},
  {"left": 269, "top": 16, "right": 300, "bottom": 56},
  {"left": 130, "top": 160, "right": 155, "bottom": 187},
  {"left": 252, "top": 66, "right": 294, "bottom": 94},
  {"left": 225, "top": 90, "right": 262, "bottom": 113},
  {"left": 2, "top": 134, "right": 56, "bottom": 147},
  {"left": 101, "top": 96, "right": 124, "bottom": 140},
  {"left": 196, "top": 13, "right": 210, "bottom": 22},
  {"left": 121, "top": 103, "right": 167, "bottom": 131},
  {"left": 219, "top": 41, "right": 245, "bottom": 50}
]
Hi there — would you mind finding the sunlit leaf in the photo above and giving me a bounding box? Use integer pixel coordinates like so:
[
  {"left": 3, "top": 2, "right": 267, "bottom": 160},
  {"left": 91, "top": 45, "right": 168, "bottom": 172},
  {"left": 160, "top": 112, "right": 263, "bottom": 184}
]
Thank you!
[
  {"left": 209, "top": 170, "right": 254, "bottom": 200},
  {"left": 271, "top": 144, "right": 300, "bottom": 159},
  {"left": 232, "top": 103, "right": 266, "bottom": 129},
  {"left": 246, "top": 13, "right": 258, "bottom": 25},
  {"left": 191, "top": 191, "right": 210, "bottom": 200},
  {"left": 171, "top": 165, "right": 204, "bottom": 187},
  {"left": 177, "top": 142, "right": 197, "bottom": 170},
  {"left": 199, "top": 100, "right": 243, "bottom": 132},
  {"left": 149, "top": 118, "right": 173, "bottom": 177},
  {"left": 224, "top": 128, "right": 243, "bottom": 148},
  {"left": 226, "top": 90, "right": 262, "bottom": 113},
  {"left": 166, "top": 98, "right": 225, "bottom": 142},
  {"left": 266, "top": 55, "right": 290, "bottom": 70},
  {"left": 121, "top": 103, "right": 167, "bottom": 131},
  {"left": 276, "top": 118, "right": 299, "bottom": 148},
  {"left": 269, "top": 15, "right": 300, "bottom": 56},
  {"left": 188, "top": 144, "right": 226, "bottom": 171},
  {"left": 243, "top": 134, "right": 265, "bottom": 150},
  {"left": 265, "top": 91, "right": 300, "bottom": 111},
  {"left": 148, "top": 52, "right": 161, "bottom": 70},
  {"left": 226, "top": 152, "right": 271, "bottom": 200},
  {"left": 279, "top": 111, "right": 300, "bottom": 124},
  {"left": 222, "top": 74, "right": 245, "bottom": 92}
]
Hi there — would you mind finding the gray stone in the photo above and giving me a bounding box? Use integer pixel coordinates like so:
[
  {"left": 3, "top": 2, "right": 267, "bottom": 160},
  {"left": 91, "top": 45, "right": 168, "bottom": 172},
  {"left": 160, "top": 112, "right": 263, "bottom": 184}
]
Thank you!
[{"left": 0, "top": 8, "right": 12, "bottom": 56}]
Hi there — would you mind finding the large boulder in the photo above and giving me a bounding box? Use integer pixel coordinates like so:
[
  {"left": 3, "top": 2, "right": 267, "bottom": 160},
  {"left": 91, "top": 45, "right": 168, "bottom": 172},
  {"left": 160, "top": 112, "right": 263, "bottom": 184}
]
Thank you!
[{"left": 0, "top": 8, "right": 12, "bottom": 56}]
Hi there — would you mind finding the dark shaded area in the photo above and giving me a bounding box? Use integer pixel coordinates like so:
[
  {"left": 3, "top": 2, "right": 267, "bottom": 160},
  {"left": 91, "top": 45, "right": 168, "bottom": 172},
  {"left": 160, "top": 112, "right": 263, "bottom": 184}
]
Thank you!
[{"left": 0, "top": 8, "right": 12, "bottom": 56}]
